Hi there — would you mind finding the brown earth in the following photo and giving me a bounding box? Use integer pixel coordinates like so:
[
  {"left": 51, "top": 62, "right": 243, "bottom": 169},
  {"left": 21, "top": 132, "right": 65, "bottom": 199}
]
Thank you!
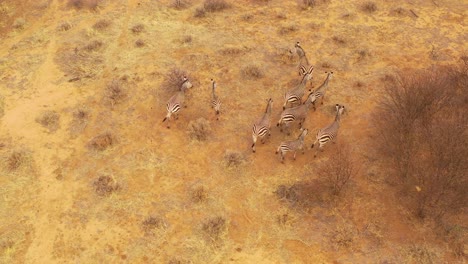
[{"left": 0, "top": 0, "right": 466, "bottom": 263}]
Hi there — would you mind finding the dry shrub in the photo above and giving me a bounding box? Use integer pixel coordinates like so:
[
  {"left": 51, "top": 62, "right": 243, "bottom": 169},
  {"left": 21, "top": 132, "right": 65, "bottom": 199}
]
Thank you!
[
  {"left": 357, "top": 49, "right": 370, "bottom": 61},
  {"left": 201, "top": 216, "right": 226, "bottom": 242},
  {"left": 88, "top": 133, "right": 114, "bottom": 151},
  {"left": 6, "top": 151, "right": 24, "bottom": 171},
  {"left": 330, "top": 223, "right": 357, "bottom": 250},
  {"left": 275, "top": 181, "right": 326, "bottom": 209},
  {"left": 104, "top": 79, "right": 126, "bottom": 107},
  {"left": 161, "top": 68, "right": 190, "bottom": 92},
  {"left": 170, "top": 0, "right": 190, "bottom": 9},
  {"left": 300, "top": 0, "right": 316, "bottom": 8},
  {"left": 224, "top": 150, "right": 246, "bottom": 167},
  {"left": 55, "top": 44, "right": 104, "bottom": 81},
  {"left": 131, "top": 24, "right": 144, "bottom": 34},
  {"left": 332, "top": 36, "right": 346, "bottom": 45},
  {"left": 191, "top": 186, "right": 208, "bottom": 203},
  {"left": 12, "top": 18, "right": 26, "bottom": 30},
  {"left": 57, "top": 22, "right": 72, "bottom": 31},
  {"left": 242, "top": 65, "right": 264, "bottom": 80},
  {"left": 194, "top": 7, "right": 206, "bottom": 18},
  {"left": 68, "top": 0, "right": 100, "bottom": 9},
  {"left": 203, "top": 0, "right": 230, "bottom": 12},
  {"left": 373, "top": 64, "right": 468, "bottom": 220},
  {"left": 92, "top": 19, "right": 111, "bottom": 30},
  {"left": 181, "top": 35, "right": 192, "bottom": 44},
  {"left": 241, "top": 13, "right": 254, "bottom": 21},
  {"left": 219, "top": 47, "right": 249, "bottom": 56},
  {"left": 187, "top": 118, "right": 211, "bottom": 141},
  {"left": 93, "top": 175, "right": 119, "bottom": 196},
  {"left": 317, "top": 144, "right": 357, "bottom": 196},
  {"left": 70, "top": 106, "right": 90, "bottom": 137},
  {"left": 36, "top": 110, "right": 60, "bottom": 133},
  {"left": 142, "top": 216, "right": 166, "bottom": 235},
  {"left": 135, "top": 39, "right": 145, "bottom": 47},
  {"left": 361, "top": 2, "right": 377, "bottom": 13},
  {"left": 83, "top": 40, "right": 103, "bottom": 52},
  {"left": 278, "top": 25, "right": 297, "bottom": 35}
]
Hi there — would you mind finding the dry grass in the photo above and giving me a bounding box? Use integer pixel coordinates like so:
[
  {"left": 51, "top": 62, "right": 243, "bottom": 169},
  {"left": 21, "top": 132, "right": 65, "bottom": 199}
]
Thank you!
[
  {"left": 88, "top": 133, "right": 115, "bottom": 151},
  {"left": 223, "top": 150, "right": 246, "bottom": 167},
  {"left": 69, "top": 106, "right": 90, "bottom": 137},
  {"left": 67, "top": 0, "right": 100, "bottom": 9},
  {"left": 57, "top": 22, "right": 72, "bottom": 31},
  {"left": 191, "top": 186, "right": 208, "bottom": 203},
  {"left": 0, "top": 95, "right": 4, "bottom": 118},
  {"left": 104, "top": 79, "right": 127, "bottom": 107},
  {"left": 12, "top": 18, "right": 26, "bottom": 30},
  {"left": 275, "top": 180, "right": 328, "bottom": 210},
  {"left": 55, "top": 44, "right": 104, "bottom": 81},
  {"left": 361, "top": 2, "right": 377, "bottom": 13},
  {"left": 6, "top": 151, "right": 25, "bottom": 171},
  {"left": 203, "top": 0, "right": 230, "bottom": 12},
  {"left": 170, "top": 0, "right": 190, "bottom": 9},
  {"left": 180, "top": 35, "right": 192, "bottom": 44},
  {"left": 201, "top": 216, "right": 226, "bottom": 242},
  {"left": 278, "top": 25, "right": 297, "bottom": 35},
  {"left": 131, "top": 24, "right": 144, "bottom": 34},
  {"left": 135, "top": 39, "right": 145, "bottom": 47},
  {"left": 161, "top": 68, "right": 190, "bottom": 92},
  {"left": 83, "top": 40, "right": 103, "bottom": 52},
  {"left": 36, "top": 110, "right": 60, "bottom": 133},
  {"left": 141, "top": 216, "right": 167, "bottom": 236},
  {"left": 332, "top": 36, "right": 346, "bottom": 45},
  {"left": 92, "top": 19, "right": 111, "bottom": 31},
  {"left": 241, "top": 64, "right": 264, "bottom": 80},
  {"left": 187, "top": 118, "right": 211, "bottom": 141},
  {"left": 93, "top": 175, "right": 119, "bottom": 196},
  {"left": 194, "top": 7, "right": 206, "bottom": 18}
]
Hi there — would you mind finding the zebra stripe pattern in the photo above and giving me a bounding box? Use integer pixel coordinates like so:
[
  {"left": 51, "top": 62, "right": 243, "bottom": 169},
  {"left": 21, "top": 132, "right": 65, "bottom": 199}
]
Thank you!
[
  {"left": 252, "top": 98, "right": 273, "bottom": 153},
  {"left": 283, "top": 65, "right": 314, "bottom": 110},
  {"left": 310, "top": 71, "right": 333, "bottom": 110},
  {"left": 277, "top": 92, "right": 315, "bottom": 135},
  {"left": 210, "top": 79, "right": 221, "bottom": 120},
  {"left": 311, "top": 104, "right": 345, "bottom": 157},
  {"left": 162, "top": 76, "right": 193, "bottom": 128},
  {"left": 276, "top": 128, "right": 308, "bottom": 163}
]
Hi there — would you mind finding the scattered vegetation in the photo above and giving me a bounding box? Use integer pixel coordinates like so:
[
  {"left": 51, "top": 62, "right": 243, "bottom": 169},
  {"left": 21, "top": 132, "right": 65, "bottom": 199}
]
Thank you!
[
  {"left": 141, "top": 216, "right": 167, "bottom": 236},
  {"left": 131, "top": 24, "right": 144, "bottom": 34},
  {"left": 201, "top": 216, "right": 226, "bottom": 242},
  {"left": 135, "top": 39, "right": 145, "bottom": 47},
  {"left": 161, "top": 68, "right": 190, "bottom": 92},
  {"left": 55, "top": 43, "right": 104, "bottom": 82},
  {"left": 373, "top": 65, "right": 468, "bottom": 220},
  {"left": 361, "top": 2, "right": 377, "bottom": 13},
  {"left": 36, "top": 110, "right": 60, "bottom": 133},
  {"left": 83, "top": 40, "right": 103, "bottom": 52},
  {"left": 12, "top": 18, "right": 26, "bottom": 30},
  {"left": 203, "top": 0, "right": 230, "bottom": 12},
  {"left": 332, "top": 36, "right": 346, "bottom": 45},
  {"left": 69, "top": 106, "right": 90, "bottom": 137},
  {"left": 57, "top": 22, "right": 72, "bottom": 31},
  {"left": 68, "top": 0, "right": 100, "bottom": 9},
  {"left": 93, "top": 175, "right": 119, "bottom": 196},
  {"left": 191, "top": 186, "right": 208, "bottom": 203},
  {"left": 187, "top": 118, "right": 211, "bottom": 141},
  {"left": 278, "top": 25, "right": 298, "bottom": 35},
  {"left": 104, "top": 79, "right": 127, "bottom": 107},
  {"left": 170, "top": 0, "right": 190, "bottom": 9},
  {"left": 5, "top": 151, "right": 25, "bottom": 171},
  {"left": 223, "top": 150, "right": 246, "bottom": 167},
  {"left": 241, "top": 64, "right": 264, "bottom": 80},
  {"left": 88, "top": 132, "right": 115, "bottom": 151},
  {"left": 92, "top": 19, "right": 111, "bottom": 31}
]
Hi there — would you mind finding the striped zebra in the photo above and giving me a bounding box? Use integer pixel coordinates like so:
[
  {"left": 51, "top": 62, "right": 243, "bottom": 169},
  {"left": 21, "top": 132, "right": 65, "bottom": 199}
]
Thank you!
[
  {"left": 283, "top": 65, "right": 314, "bottom": 110},
  {"left": 311, "top": 104, "right": 345, "bottom": 157},
  {"left": 276, "top": 128, "right": 308, "bottom": 163},
  {"left": 252, "top": 98, "right": 273, "bottom": 153},
  {"left": 162, "top": 76, "right": 193, "bottom": 128},
  {"left": 292, "top": 42, "right": 310, "bottom": 75},
  {"left": 210, "top": 79, "right": 221, "bottom": 120},
  {"left": 277, "top": 92, "right": 315, "bottom": 135},
  {"left": 310, "top": 71, "right": 333, "bottom": 110}
]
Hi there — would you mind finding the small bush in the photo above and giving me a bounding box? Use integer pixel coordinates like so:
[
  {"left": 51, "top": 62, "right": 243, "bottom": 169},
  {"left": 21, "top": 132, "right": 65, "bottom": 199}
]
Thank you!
[
  {"left": 70, "top": 106, "right": 90, "bottom": 137},
  {"left": 131, "top": 24, "right": 144, "bottom": 34},
  {"left": 135, "top": 39, "right": 145, "bottom": 47},
  {"left": 191, "top": 186, "right": 208, "bottom": 203},
  {"left": 332, "top": 36, "right": 346, "bottom": 45},
  {"left": 93, "top": 175, "right": 119, "bottom": 196},
  {"left": 300, "top": 0, "right": 316, "bottom": 8},
  {"left": 68, "top": 0, "right": 100, "bottom": 9},
  {"left": 36, "top": 110, "right": 60, "bottom": 133},
  {"left": 181, "top": 35, "right": 192, "bottom": 44},
  {"left": 361, "top": 2, "right": 377, "bottom": 13},
  {"left": 6, "top": 151, "right": 24, "bottom": 171},
  {"left": 142, "top": 216, "right": 166, "bottom": 235},
  {"left": 194, "top": 7, "right": 206, "bottom": 18},
  {"left": 83, "top": 40, "right": 103, "bottom": 52},
  {"left": 161, "top": 68, "right": 190, "bottom": 92},
  {"left": 170, "top": 0, "right": 190, "bottom": 9},
  {"left": 278, "top": 25, "right": 297, "bottom": 35},
  {"left": 201, "top": 216, "right": 226, "bottom": 242},
  {"left": 223, "top": 150, "right": 246, "bottom": 167},
  {"left": 13, "top": 18, "right": 26, "bottom": 30},
  {"left": 203, "top": 0, "right": 230, "bottom": 12},
  {"left": 104, "top": 79, "right": 126, "bottom": 107},
  {"left": 92, "top": 19, "right": 111, "bottom": 30},
  {"left": 88, "top": 133, "right": 114, "bottom": 151},
  {"left": 241, "top": 65, "right": 264, "bottom": 80},
  {"left": 187, "top": 118, "right": 211, "bottom": 141},
  {"left": 275, "top": 181, "right": 326, "bottom": 209},
  {"left": 57, "top": 22, "right": 72, "bottom": 31}
]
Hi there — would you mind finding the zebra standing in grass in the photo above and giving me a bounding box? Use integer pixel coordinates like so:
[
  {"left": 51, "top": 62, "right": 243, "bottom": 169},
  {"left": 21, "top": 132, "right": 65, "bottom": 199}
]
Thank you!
[
  {"left": 251, "top": 98, "right": 273, "bottom": 153},
  {"left": 276, "top": 128, "right": 308, "bottom": 163},
  {"left": 162, "top": 76, "right": 193, "bottom": 128},
  {"left": 277, "top": 92, "right": 315, "bottom": 135},
  {"left": 311, "top": 104, "right": 345, "bottom": 157},
  {"left": 310, "top": 71, "right": 334, "bottom": 110},
  {"left": 283, "top": 65, "right": 314, "bottom": 110},
  {"left": 291, "top": 42, "right": 310, "bottom": 75},
  {"left": 210, "top": 79, "right": 221, "bottom": 120}
]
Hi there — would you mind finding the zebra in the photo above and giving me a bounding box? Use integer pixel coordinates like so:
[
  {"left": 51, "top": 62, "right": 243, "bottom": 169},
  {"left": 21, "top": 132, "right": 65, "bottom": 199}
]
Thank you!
[
  {"left": 291, "top": 42, "right": 310, "bottom": 76},
  {"left": 277, "top": 92, "right": 315, "bottom": 135},
  {"left": 310, "top": 71, "right": 333, "bottom": 110},
  {"left": 252, "top": 98, "right": 273, "bottom": 153},
  {"left": 283, "top": 65, "right": 314, "bottom": 110},
  {"left": 311, "top": 104, "right": 345, "bottom": 157},
  {"left": 276, "top": 128, "right": 308, "bottom": 163},
  {"left": 210, "top": 79, "right": 221, "bottom": 120},
  {"left": 162, "top": 76, "right": 193, "bottom": 128}
]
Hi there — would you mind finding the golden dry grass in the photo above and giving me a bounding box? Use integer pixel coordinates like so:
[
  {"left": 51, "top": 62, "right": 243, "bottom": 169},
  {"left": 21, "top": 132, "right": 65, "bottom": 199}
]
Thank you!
[{"left": 0, "top": 0, "right": 466, "bottom": 263}]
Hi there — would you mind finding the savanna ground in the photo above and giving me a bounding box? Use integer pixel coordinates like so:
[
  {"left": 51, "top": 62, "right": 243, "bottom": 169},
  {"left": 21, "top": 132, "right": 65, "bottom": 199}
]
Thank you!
[{"left": 0, "top": 0, "right": 467, "bottom": 263}]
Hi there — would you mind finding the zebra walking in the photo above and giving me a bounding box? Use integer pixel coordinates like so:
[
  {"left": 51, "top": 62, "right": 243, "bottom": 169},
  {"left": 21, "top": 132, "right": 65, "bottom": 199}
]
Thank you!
[
  {"left": 283, "top": 65, "right": 314, "bottom": 110},
  {"left": 277, "top": 92, "right": 315, "bottom": 135},
  {"left": 291, "top": 42, "right": 310, "bottom": 76},
  {"left": 276, "top": 128, "right": 308, "bottom": 163},
  {"left": 310, "top": 71, "right": 333, "bottom": 110},
  {"left": 311, "top": 104, "right": 345, "bottom": 157},
  {"left": 251, "top": 98, "right": 273, "bottom": 153},
  {"left": 210, "top": 79, "right": 221, "bottom": 120},
  {"left": 162, "top": 76, "right": 193, "bottom": 128}
]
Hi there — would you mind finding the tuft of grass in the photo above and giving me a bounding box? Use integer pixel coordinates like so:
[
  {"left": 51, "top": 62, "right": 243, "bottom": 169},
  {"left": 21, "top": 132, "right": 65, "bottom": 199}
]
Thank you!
[
  {"left": 104, "top": 79, "right": 127, "bottom": 107},
  {"left": 36, "top": 110, "right": 60, "bottom": 133},
  {"left": 142, "top": 216, "right": 167, "bottom": 235},
  {"left": 203, "top": 0, "right": 230, "bottom": 12},
  {"left": 161, "top": 68, "right": 190, "bottom": 92},
  {"left": 70, "top": 106, "right": 90, "bottom": 137},
  {"left": 191, "top": 186, "right": 208, "bottom": 203},
  {"left": 92, "top": 19, "right": 111, "bottom": 31},
  {"left": 131, "top": 24, "right": 144, "bottom": 34},
  {"left": 135, "top": 39, "right": 145, "bottom": 47},
  {"left": 278, "top": 25, "right": 297, "bottom": 35},
  {"left": 12, "top": 18, "right": 26, "bottom": 30},
  {"left": 93, "top": 175, "right": 119, "bottom": 196},
  {"left": 223, "top": 150, "right": 246, "bottom": 167},
  {"left": 6, "top": 151, "right": 24, "bottom": 171},
  {"left": 88, "top": 133, "right": 114, "bottom": 151},
  {"left": 187, "top": 118, "right": 211, "bottom": 141},
  {"left": 170, "top": 0, "right": 190, "bottom": 9},
  {"left": 361, "top": 2, "right": 377, "bottom": 13},
  {"left": 300, "top": 0, "right": 316, "bottom": 9},
  {"left": 194, "top": 7, "right": 206, "bottom": 18},
  {"left": 68, "top": 0, "right": 100, "bottom": 9},
  {"left": 332, "top": 36, "right": 346, "bottom": 45},
  {"left": 83, "top": 40, "right": 103, "bottom": 52},
  {"left": 57, "top": 22, "right": 72, "bottom": 31},
  {"left": 241, "top": 64, "right": 264, "bottom": 80},
  {"left": 181, "top": 35, "right": 192, "bottom": 44},
  {"left": 201, "top": 216, "right": 226, "bottom": 242}
]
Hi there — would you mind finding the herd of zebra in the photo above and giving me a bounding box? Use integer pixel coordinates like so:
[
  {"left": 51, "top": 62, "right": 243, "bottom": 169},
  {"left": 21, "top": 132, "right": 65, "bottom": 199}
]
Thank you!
[{"left": 162, "top": 42, "right": 345, "bottom": 163}]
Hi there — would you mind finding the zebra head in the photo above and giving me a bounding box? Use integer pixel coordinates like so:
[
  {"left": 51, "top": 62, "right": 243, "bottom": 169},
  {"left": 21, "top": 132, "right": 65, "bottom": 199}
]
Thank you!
[{"left": 181, "top": 76, "right": 193, "bottom": 91}]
